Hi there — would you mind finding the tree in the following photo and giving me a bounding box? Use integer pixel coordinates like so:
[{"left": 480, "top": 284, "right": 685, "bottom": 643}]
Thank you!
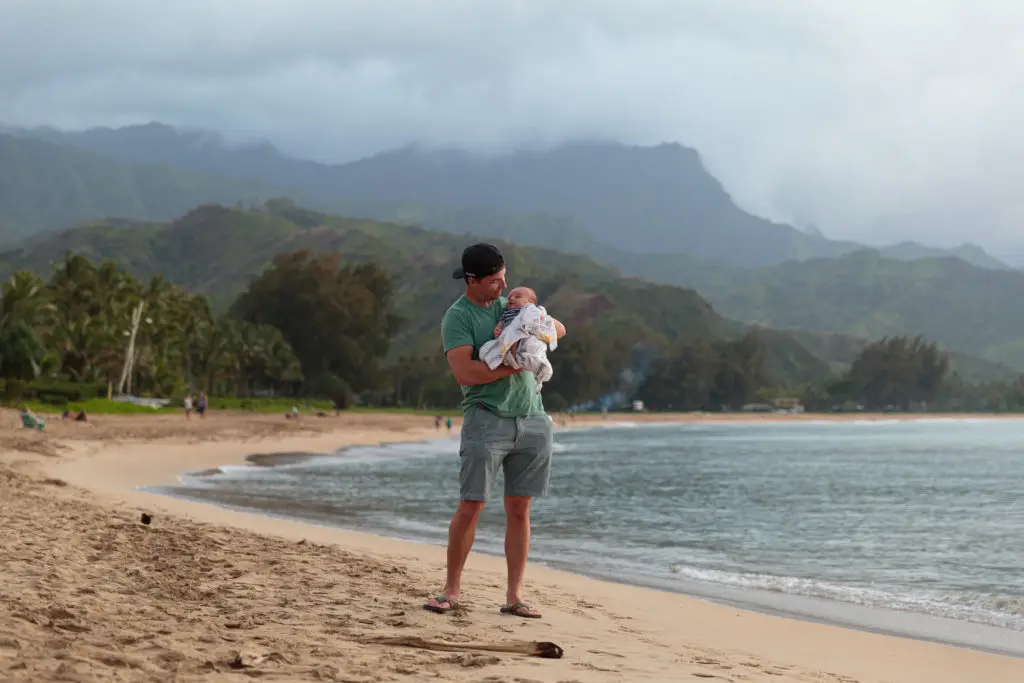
[
  {"left": 637, "top": 333, "right": 767, "bottom": 411},
  {"left": 0, "top": 253, "right": 306, "bottom": 401},
  {"left": 711, "top": 331, "right": 766, "bottom": 409},
  {"left": 0, "top": 270, "right": 52, "bottom": 383},
  {"left": 847, "top": 335, "right": 950, "bottom": 410},
  {"left": 546, "top": 324, "right": 616, "bottom": 408},
  {"left": 231, "top": 249, "right": 400, "bottom": 394}
]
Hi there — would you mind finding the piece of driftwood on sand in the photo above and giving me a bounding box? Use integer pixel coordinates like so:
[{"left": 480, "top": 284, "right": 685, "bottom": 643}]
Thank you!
[{"left": 363, "top": 635, "right": 565, "bottom": 659}]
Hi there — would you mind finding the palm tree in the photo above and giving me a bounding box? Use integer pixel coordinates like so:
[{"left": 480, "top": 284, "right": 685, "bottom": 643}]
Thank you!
[
  {"left": 48, "top": 253, "right": 104, "bottom": 381},
  {"left": 0, "top": 271, "right": 52, "bottom": 384}
]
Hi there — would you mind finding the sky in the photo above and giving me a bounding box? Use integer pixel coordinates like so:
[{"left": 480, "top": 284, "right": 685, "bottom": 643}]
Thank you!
[{"left": 2, "top": 0, "right": 1024, "bottom": 257}]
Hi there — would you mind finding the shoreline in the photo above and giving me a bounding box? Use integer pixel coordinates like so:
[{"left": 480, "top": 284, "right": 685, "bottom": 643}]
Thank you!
[
  {"left": 152, "top": 428, "right": 1024, "bottom": 661},
  {"left": 5, "top": 411, "right": 1024, "bottom": 681}
]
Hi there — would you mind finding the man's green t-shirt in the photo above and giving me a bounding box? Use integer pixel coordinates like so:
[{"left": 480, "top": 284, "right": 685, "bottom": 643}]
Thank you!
[{"left": 441, "top": 295, "right": 545, "bottom": 418}]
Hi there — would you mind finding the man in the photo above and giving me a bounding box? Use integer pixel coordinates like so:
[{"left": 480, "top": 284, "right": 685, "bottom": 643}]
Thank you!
[{"left": 424, "top": 243, "right": 566, "bottom": 619}]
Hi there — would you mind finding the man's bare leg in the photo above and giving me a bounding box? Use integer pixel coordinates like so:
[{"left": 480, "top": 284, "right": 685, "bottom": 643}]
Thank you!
[
  {"left": 503, "top": 495, "right": 539, "bottom": 615},
  {"left": 426, "top": 500, "right": 485, "bottom": 609}
]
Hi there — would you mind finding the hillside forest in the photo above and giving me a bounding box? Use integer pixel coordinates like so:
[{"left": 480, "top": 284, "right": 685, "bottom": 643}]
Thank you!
[{"left": 3, "top": 204, "right": 1024, "bottom": 413}]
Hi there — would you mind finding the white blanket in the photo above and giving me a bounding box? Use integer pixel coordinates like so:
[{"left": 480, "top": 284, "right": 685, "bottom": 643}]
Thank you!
[{"left": 479, "top": 304, "right": 559, "bottom": 392}]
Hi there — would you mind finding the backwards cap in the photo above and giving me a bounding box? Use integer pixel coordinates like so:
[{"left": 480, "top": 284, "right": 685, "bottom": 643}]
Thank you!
[{"left": 452, "top": 243, "right": 505, "bottom": 280}]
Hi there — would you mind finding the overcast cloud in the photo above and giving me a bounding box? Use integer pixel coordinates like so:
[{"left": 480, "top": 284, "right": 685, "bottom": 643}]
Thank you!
[{"left": 2, "top": 0, "right": 1024, "bottom": 255}]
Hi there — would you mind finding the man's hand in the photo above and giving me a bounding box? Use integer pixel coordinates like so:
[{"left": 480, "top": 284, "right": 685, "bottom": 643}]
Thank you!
[
  {"left": 552, "top": 317, "right": 567, "bottom": 339},
  {"left": 446, "top": 346, "right": 521, "bottom": 386}
]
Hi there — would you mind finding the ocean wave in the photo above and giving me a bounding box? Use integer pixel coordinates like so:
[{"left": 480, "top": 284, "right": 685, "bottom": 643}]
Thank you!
[
  {"left": 177, "top": 464, "right": 262, "bottom": 486},
  {"left": 664, "top": 564, "right": 1024, "bottom": 630}
]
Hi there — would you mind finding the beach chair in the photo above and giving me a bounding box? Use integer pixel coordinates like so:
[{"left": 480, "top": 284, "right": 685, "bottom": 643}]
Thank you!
[{"left": 20, "top": 412, "right": 44, "bottom": 431}]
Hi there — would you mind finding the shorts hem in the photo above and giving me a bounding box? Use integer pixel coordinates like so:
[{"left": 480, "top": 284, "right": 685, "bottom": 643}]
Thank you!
[{"left": 504, "top": 489, "right": 546, "bottom": 499}]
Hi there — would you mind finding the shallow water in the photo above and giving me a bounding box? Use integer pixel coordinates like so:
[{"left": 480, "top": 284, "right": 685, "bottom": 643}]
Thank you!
[{"left": 156, "top": 418, "right": 1024, "bottom": 646}]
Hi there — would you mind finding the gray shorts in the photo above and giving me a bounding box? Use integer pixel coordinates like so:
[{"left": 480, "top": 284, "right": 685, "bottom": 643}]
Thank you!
[{"left": 459, "top": 405, "right": 553, "bottom": 501}]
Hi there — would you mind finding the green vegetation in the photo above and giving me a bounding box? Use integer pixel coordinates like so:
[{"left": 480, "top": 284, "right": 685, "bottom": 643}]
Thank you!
[
  {"left": 232, "top": 249, "right": 398, "bottom": 406},
  {"left": 799, "top": 336, "right": 949, "bottom": 411},
  {"left": 0, "top": 133, "right": 289, "bottom": 244},
  {"left": 637, "top": 332, "right": 766, "bottom": 411},
  {"left": 20, "top": 399, "right": 171, "bottom": 415},
  {"left": 20, "top": 397, "right": 341, "bottom": 416},
  {"left": 0, "top": 202, "right": 830, "bottom": 391},
  {"left": 4, "top": 126, "right": 1019, "bottom": 383},
  {"left": 338, "top": 203, "right": 1024, "bottom": 377},
  {"left": 676, "top": 250, "right": 1024, "bottom": 371},
  {"left": 0, "top": 201, "right": 1020, "bottom": 413},
  {"left": 0, "top": 253, "right": 303, "bottom": 406},
  {"left": 14, "top": 124, "right": 1005, "bottom": 269}
]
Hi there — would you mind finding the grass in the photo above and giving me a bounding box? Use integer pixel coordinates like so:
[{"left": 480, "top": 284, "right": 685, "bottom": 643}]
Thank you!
[
  {"left": 346, "top": 405, "right": 463, "bottom": 417},
  {"left": 16, "top": 396, "right": 463, "bottom": 416},
  {"left": 20, "top": 398, "right": 177, "bottom": 415},
  {"left": 205, "top": 397, "right": 335, "bottom": 413}
]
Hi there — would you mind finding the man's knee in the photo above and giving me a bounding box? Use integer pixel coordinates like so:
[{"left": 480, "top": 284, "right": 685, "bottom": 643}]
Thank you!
[
  {"left": 454, "top": 500, "right": 486, "bottom": 524},
  {"left": 504, "top": 496, "right": 531, "bottom": 523}
]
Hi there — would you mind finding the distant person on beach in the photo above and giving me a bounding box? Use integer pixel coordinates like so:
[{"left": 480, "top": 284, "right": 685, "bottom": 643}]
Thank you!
[
  {"left": 197, "top": 392, "right": 207, "bottom": 419},
  {"left": 424, "top": 243, "right": 566, "bottom": 620},
  {"left": 184, "top": 395, "right": 193, "bottom": 419},
  {"left": 435, "top": 415, "right": 443, "bottom": 430},
  {"left": 445, "top": 417, "right": 452, "bottom": 432}
]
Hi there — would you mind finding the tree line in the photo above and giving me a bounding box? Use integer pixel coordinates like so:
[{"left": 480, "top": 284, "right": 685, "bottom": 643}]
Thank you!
[
  {"left": 0, "top": 250, "right": 393, "bottom": 406},
  {"left": 1, "top": 249, "right": 1018, "bottom": 413},
  {"left": 798, "top": 336, "right": 951, "bottom": 411},
  {"left": 537, "top": 332, "right": 1007, "bottom": 414}
]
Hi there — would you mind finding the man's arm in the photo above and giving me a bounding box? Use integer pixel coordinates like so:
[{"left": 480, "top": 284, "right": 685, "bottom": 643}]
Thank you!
[{"left": 446, "top": 346, "right": 521, "bottom": 386}]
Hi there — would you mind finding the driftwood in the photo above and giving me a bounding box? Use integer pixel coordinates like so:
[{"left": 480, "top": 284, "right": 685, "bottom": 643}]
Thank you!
[{"left": 363, "top": 635, "right": 564, "bottom": 659}]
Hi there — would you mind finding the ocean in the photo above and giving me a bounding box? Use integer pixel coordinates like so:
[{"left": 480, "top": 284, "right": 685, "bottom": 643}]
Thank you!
[{"left": 153, "top": 418, "right": 1024, "bottom": 655}]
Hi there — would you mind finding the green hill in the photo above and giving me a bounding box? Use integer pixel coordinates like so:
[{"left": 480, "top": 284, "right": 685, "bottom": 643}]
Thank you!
[
  {"left": 0, "top": 202, "right": 840, "bottom": 386},
  {"left": 0, "top": 134, "right": 291, "bottom": 243},
  {"left": 671, "top": 250, "right": 1024, "bottom": 371},
  {"left": 356, "top": 205, "right": 1024, "bottom": 376},
  {"left": 0, "top": 202, "right": 1013, "bottom": 384}
]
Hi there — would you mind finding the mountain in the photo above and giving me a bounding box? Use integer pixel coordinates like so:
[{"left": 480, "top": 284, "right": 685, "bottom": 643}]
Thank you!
[
  {"left": 0, "top": 202, "right": 844, "bottom": 386},
  {"left": 673, "top": 249, "right": 1024, "bottom": 370},
  {"left": 876, "top": 241, "right": 1010, "bottom": 271},
  {"left": 344, "top": 205, "right": 1024, "bottom": 374},
  {"left": 364, "top": 205, "right": 1024, "bottom": 374},
  {"left": 0, "top": 201, "right": 1011, "bottom": 385},
  {"left": 1, "top": 127, "right": 1018, "bottom": 377},
  {"left": 5, "top": 122, "right": 1008, "bottom": 270},
  {"left": 0, "top": 133, "right": 293, "bottom": 243}
]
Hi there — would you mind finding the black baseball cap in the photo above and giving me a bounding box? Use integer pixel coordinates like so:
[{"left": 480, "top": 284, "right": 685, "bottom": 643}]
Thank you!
[{"left": 452, "top": 243, "right": 505, "bottom": 280}]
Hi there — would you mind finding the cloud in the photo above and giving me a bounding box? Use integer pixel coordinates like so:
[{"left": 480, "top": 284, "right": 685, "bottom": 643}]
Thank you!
[{"left": 3, "top": 0, "right": 1024, "bottom": 254}]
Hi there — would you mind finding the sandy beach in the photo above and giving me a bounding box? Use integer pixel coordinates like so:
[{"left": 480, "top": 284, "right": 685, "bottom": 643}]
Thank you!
[{"left": 1, "top": 409, "right": 1022, "bottom": 682}]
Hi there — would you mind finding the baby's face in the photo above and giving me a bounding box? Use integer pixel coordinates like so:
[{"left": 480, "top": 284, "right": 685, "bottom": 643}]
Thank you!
[{"left": 506, "top": 287, "right": 536, "bottom": 309}]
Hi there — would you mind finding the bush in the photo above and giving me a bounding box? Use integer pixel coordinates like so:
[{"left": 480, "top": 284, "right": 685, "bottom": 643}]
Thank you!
[
  {"left": 27, "top": 380, "right": 107, "bottom": 402},
  {"left": 544, "top": 392, "right": 569, "bottom": 413},
  {"left": 303, "top": 372, "right": 352, "bottom": 410},
  {"left": 2, "top": 379, "right": 27, "bottom": 402}
]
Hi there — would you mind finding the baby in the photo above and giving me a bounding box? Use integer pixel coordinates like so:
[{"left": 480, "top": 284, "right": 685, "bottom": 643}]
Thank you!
[
  {"left": 479, "top": 285, "right": 557, "bottom": 392},
  {"left": 493, "top": 286, "right": 538, "bottom": 341}
]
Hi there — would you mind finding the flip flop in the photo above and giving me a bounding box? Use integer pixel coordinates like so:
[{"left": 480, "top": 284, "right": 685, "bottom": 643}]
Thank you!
[
  {"left": 500, "top": 602, "right": 542, "bottom": 619},
  {"left": 423, "top": 595, "right": 460, "bottom": 614}
]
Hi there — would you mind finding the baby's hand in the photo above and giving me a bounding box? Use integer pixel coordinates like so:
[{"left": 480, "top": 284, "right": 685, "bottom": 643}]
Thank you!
[{"left": 493, "top": 323, "right": 503, "bottom": 338}]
